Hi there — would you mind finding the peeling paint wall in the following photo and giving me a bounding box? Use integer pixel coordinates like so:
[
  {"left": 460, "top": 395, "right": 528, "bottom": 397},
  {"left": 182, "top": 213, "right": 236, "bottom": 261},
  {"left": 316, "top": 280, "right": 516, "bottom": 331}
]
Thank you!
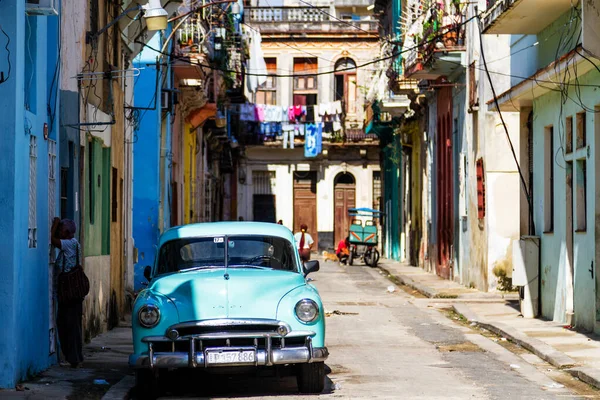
[{"left": 534, "top": 68, "right": 600, "bottom": 331}]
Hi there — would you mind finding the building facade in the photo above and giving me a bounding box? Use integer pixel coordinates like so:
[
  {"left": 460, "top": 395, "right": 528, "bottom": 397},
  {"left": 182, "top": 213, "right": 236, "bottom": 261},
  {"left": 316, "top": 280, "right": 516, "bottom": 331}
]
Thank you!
[
  {"left": 372, "top": 0, "right": 523, "bottom": 293},
  {"left": 481, "top": 0, "right": 600, "bottom": 332},
  {"left": 0, "top": 0, "right": 61, "bottom": 387},
  {"left": 239, "top": 0, "right": 382, "bottom": 250}
]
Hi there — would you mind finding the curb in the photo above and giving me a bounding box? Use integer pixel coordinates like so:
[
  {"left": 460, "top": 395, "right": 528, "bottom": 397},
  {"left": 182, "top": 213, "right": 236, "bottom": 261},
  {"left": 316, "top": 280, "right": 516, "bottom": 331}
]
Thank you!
[
  {"left": 101, "top": 375, "right": 134, "bottom": 400},
  {"left": 567, "top": 367, "right": 600, "bottom": 390},
  {"left": 378, "top": 266, "right": 439, "bottom": 298},
  {"left": 451, "top": 304, "right": 600, "bottom": 390},
  {"left": 452, "top": 303, "right": 576, "bottom": 369},
  {"left": 378, "top": 265, "right": 518, "bottom": 300}
]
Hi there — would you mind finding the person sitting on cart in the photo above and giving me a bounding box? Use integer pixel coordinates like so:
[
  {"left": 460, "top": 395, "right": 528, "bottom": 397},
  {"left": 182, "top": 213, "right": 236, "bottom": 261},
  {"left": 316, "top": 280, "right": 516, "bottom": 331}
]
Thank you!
[{"left": 336, "top": 236, "right": 350, "bottom": 265}]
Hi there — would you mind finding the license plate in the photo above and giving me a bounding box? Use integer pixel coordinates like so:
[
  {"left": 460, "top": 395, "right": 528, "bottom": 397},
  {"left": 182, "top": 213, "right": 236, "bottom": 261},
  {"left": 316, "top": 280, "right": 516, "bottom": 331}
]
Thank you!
[{"left": 206, "top": 350, "right": 256, "bottom": 365}]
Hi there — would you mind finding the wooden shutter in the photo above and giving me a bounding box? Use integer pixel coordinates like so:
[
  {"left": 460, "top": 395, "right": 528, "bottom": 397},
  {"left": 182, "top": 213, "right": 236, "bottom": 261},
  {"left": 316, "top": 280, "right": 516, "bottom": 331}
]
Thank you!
[{"left": 476, "top": 158, "right": 485, "bottom": 219}]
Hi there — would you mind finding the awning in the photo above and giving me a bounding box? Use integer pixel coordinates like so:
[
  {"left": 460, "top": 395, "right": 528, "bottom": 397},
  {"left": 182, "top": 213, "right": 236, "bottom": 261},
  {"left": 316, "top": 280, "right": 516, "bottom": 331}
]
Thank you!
[
  {"left": 488, "top": 47, "right": 600, "bottom": 112},
  {"left": 187, "top": 103, "right": 217, "bottom": 130}
]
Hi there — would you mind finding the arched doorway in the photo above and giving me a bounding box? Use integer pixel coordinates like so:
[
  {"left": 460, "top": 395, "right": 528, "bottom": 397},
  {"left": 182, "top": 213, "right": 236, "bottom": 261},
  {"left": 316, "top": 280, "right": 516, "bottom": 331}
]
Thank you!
[
  {"left": 334, "top": 58, "right": 357, "bottom": 115},
  {"left": 334, "top": 172, "right": 356, "bottom": 247}
]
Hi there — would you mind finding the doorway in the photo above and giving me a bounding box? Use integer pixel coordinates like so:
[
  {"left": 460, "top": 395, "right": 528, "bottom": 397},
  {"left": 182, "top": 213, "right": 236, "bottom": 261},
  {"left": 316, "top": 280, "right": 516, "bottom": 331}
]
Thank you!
[
  {"left": 293, "top": 171, "right": 318, "bottom": 250},
  {"left": 334, "top": 172, "right": 356, "bottom": 247},
  {"left": 436, "top": 87, "right": 454, "bottom": 279}
]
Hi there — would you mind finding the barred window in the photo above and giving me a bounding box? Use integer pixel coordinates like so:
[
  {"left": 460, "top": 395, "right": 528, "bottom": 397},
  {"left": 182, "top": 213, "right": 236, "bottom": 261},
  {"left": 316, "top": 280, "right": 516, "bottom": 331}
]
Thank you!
[
  {"left": 48, "top": 139, "right": 56, "bottom": 256},
  {"left": 28, "top": 135, "right": 37, "bottom": 248}
]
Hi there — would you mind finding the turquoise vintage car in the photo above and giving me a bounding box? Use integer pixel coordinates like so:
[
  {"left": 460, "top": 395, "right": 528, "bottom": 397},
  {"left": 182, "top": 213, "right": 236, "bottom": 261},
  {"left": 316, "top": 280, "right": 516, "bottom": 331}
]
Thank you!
[{"left": 129, "top": 222, "right": 328, "bottom": 396}]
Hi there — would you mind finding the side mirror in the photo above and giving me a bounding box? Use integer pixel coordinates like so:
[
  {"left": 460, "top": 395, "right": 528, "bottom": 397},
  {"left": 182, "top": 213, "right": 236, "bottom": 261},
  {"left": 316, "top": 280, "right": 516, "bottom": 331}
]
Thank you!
[
  {"left": 303, "top": 260, "right": 320, "bottom": 277},
  {"left": 143, "top": 265, "right": 152, "bottom": 281}
]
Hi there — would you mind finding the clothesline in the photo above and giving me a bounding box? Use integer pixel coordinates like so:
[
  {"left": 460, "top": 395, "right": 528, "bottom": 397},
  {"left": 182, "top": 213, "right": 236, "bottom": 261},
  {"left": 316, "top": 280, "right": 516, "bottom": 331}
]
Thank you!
[{"left": 227, "top": 100, "right": 344, "bottom": 125}]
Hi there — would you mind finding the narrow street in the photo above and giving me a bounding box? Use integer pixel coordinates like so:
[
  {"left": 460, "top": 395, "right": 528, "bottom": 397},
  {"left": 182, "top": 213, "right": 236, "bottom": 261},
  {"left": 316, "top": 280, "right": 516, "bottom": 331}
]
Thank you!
[{"left": 120, "top": 258, "right": 598, "bottom": 400}]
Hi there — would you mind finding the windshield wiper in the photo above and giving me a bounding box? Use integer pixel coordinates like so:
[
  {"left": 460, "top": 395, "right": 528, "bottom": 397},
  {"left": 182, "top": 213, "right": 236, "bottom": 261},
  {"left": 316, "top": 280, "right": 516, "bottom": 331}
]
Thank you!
[
  {"left": 178, "top": 266, "right": 222, "bottom": 273},
  {"left": 228, "top": 264, "right": 273, "bottom": 270}
]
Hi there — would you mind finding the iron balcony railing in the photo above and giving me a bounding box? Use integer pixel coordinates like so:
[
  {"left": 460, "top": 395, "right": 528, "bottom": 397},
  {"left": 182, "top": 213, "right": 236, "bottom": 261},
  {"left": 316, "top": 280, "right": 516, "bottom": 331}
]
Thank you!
[{"left": 247, "top": 6, "right": 329, "bottom": 23}]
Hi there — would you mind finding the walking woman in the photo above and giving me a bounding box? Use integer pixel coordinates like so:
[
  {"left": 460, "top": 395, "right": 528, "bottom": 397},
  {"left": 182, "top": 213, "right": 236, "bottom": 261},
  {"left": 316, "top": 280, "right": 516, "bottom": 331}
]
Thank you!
[
  {"left": 294, "top": 223, "right": 314, "bottom": 262},
  {"left": 51, "top": 217, "right": 84, "bottom": 368}
]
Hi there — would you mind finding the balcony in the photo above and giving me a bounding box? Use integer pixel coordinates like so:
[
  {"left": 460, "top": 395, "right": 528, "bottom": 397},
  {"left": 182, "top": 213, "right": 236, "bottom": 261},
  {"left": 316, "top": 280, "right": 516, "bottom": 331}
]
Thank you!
[
  {"left": 482, "top": 0, "right": 573, "bottom": 34},
  {"left": 245, "top": 7, "right": 378, "bottom": 36},
  {"left": 404, "top": 25, "right": 466, "bottom": 81}
]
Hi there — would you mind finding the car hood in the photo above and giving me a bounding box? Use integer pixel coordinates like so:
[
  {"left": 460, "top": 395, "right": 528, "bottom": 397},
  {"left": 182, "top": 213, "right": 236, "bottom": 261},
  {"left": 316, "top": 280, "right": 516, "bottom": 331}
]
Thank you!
[{"left": 150, "top": 268, "right": 306, "bottom": 322}]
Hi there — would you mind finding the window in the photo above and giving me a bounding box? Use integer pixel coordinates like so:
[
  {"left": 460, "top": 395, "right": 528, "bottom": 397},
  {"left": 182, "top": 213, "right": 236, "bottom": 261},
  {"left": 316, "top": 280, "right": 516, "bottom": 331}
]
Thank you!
[
  {"left": 256, "top": 58, "right": 277, "bottom": 105},
  {"left": 88, "top": 141, "right": 95, "bottom": 225},
  {"left": 112, "top": 167, "right": 118, "bottom": 222},
  {"left": 157, "top": 236, "right": 298, "bottom": 276},
  {"left": 102, "top": 148, "right": 111, "bottom": 255},
  {"left": 293, "top": 58, "right": 318, "bottom": 91},
  {"left": 565, "top": 116, "right": 573, "bottom": 153},
  {"left": 334, "top": 58, "right": 357, "bottom": 115},
  {"left": 476, "top": 158, "right": 485, "bottom": 219},
  {"left": 576, "top": 160, "right": 587, "bottom": 231},
  {"left": 28, "top": 135, "right": 37, "bottom": 248},
  {"left": 60, "top": 168, "right": 69, "bottom": 220},
  {"left": 576, "top": 112, "right": 586, "bottom": 149},
  {"left": 373, "top": 171, "right": 381, "bottom": 211},
  {"left": 544, "top": 126, "right": 554, "bottom": 232}
]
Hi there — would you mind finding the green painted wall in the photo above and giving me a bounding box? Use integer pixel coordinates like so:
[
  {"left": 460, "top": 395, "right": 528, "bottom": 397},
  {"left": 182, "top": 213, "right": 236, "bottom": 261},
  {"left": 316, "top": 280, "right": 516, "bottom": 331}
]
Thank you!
[
  {"left": 537, "top": 9, "right": 581, "bottom": 70},
  {"left": 84, "top": 137, "right": 111, "bottom": 257},
  {"left": 533, "top": 67, "right": 599, "bottom": 331}
]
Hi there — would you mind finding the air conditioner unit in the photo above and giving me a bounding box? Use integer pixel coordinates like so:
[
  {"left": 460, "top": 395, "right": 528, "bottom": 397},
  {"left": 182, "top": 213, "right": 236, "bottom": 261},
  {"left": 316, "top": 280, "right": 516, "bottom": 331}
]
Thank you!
[{"left": 26, "top": 0, "right": 58, "bottom": 16}]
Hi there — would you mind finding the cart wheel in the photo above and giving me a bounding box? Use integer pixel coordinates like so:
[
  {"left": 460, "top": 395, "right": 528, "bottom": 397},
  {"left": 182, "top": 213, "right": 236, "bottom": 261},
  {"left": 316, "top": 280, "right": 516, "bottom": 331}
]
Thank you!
[
  {"left": 348, "top": 248, "right": 354, "bottom": 266},
  {"left": 364, "top": 248, "right": 372, "bottom": 266},
  {"left": 369, "top": 249, "right": 380, "bottom": 268}
]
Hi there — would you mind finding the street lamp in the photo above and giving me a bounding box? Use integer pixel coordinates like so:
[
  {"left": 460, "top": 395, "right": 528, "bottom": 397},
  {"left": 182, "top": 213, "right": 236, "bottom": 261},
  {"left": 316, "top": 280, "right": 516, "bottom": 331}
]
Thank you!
[{"left": 91, "top": 0, "right": 168, "bottom": 41}]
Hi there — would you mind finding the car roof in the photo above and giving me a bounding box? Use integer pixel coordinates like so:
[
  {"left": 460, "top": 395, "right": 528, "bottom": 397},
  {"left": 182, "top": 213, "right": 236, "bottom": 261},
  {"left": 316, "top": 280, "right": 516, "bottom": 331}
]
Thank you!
[{"left": 159, "top": 222, "right": 296, "bottom": 245}]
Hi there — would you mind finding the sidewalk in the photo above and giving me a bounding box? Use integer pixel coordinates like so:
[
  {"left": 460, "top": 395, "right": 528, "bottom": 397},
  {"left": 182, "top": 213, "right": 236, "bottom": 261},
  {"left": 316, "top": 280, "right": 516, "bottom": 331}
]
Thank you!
[
  {"left": 379, "top": 259, "right": 600, "bottom": 390},
  {"left": 0, "top": 322, "right": 133, "bottom": 400}
]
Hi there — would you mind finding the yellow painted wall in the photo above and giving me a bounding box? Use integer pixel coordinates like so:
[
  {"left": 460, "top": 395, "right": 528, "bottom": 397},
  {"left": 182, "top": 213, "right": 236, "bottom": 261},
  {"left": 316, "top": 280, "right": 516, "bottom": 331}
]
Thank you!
[{"left": 183, "top": 123, "right": 197, "bottom": 224}]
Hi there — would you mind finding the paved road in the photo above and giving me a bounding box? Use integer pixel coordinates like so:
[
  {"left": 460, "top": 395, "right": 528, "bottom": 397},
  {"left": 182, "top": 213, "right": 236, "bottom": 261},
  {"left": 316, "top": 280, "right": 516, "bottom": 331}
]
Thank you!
[{"left": 138, "top": 259, "right": 590, "bottom": 399}]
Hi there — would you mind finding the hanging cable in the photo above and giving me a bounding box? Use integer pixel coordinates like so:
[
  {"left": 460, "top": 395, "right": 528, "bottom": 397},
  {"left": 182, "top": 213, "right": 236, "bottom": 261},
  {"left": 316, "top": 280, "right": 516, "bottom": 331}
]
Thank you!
[{"left": 0, "top": 20, "right": 10, "bottom": 84}]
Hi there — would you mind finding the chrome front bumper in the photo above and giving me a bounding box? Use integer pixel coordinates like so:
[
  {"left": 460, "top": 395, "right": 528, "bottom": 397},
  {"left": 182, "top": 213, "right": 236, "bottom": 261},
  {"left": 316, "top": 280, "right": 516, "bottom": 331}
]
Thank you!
[{"left": 129, "top": 331, "right": 328, "bottom": 369}]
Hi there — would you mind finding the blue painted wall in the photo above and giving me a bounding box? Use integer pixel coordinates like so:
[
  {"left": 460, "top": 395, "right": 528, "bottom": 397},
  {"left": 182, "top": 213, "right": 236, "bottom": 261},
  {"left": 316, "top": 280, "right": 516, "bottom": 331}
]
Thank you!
[
  {"left": 132, "top": 32, "right": 174, "bottom": 290},
  {"left": 0, "top": 1, "right": 60, "bottom": 388}
]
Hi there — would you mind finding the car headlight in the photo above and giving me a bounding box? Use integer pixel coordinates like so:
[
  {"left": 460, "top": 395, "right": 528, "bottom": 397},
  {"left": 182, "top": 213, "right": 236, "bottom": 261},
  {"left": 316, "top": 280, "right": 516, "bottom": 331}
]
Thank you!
[
  {"left": 295, "top": 299, "right": 319, "bottom": 323},
  {"left": 138, "top": 304, "right": 160, "bottom": 328}
]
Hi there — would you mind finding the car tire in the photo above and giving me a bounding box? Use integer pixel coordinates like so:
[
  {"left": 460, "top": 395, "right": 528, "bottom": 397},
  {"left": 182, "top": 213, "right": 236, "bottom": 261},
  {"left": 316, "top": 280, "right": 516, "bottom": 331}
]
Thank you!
[
  {"left": 134, "top": 370, "right": 159, "bottom": 399},
  {"left": 297, "top": 362, "right": 325, "bottom": 393}
]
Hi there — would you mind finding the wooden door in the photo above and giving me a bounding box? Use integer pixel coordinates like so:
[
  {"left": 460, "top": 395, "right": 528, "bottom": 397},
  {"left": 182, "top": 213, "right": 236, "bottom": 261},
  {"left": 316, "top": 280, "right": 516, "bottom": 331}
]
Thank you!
[
  {"left": 334, "top": 184, "right": 355, "bottom": 246},
  {"left": 436, "top": 87, "right": 454, "bottom": 279},
  {"left": 293, "top": 172, "right": 318, "bottom": 250}
]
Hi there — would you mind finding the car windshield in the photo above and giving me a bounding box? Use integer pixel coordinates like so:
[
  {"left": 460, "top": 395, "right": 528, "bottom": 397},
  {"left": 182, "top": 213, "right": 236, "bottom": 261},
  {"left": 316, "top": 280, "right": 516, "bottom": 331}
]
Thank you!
[{"left": 156, "top": 235, "right": 298, "bottom": 275}]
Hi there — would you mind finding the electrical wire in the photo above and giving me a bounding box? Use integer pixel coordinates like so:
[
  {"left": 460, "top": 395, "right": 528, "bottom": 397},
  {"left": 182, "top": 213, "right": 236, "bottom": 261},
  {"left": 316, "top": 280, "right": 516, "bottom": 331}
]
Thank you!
[
  {"left": 0, "top": 18, "right": 10, "bottom": 84},
  {"left": 138, "top": 13, "right": 481, "bottom": 78},
  {"left": 298, "top": 0, "right": 379, "bottom": 38}
]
